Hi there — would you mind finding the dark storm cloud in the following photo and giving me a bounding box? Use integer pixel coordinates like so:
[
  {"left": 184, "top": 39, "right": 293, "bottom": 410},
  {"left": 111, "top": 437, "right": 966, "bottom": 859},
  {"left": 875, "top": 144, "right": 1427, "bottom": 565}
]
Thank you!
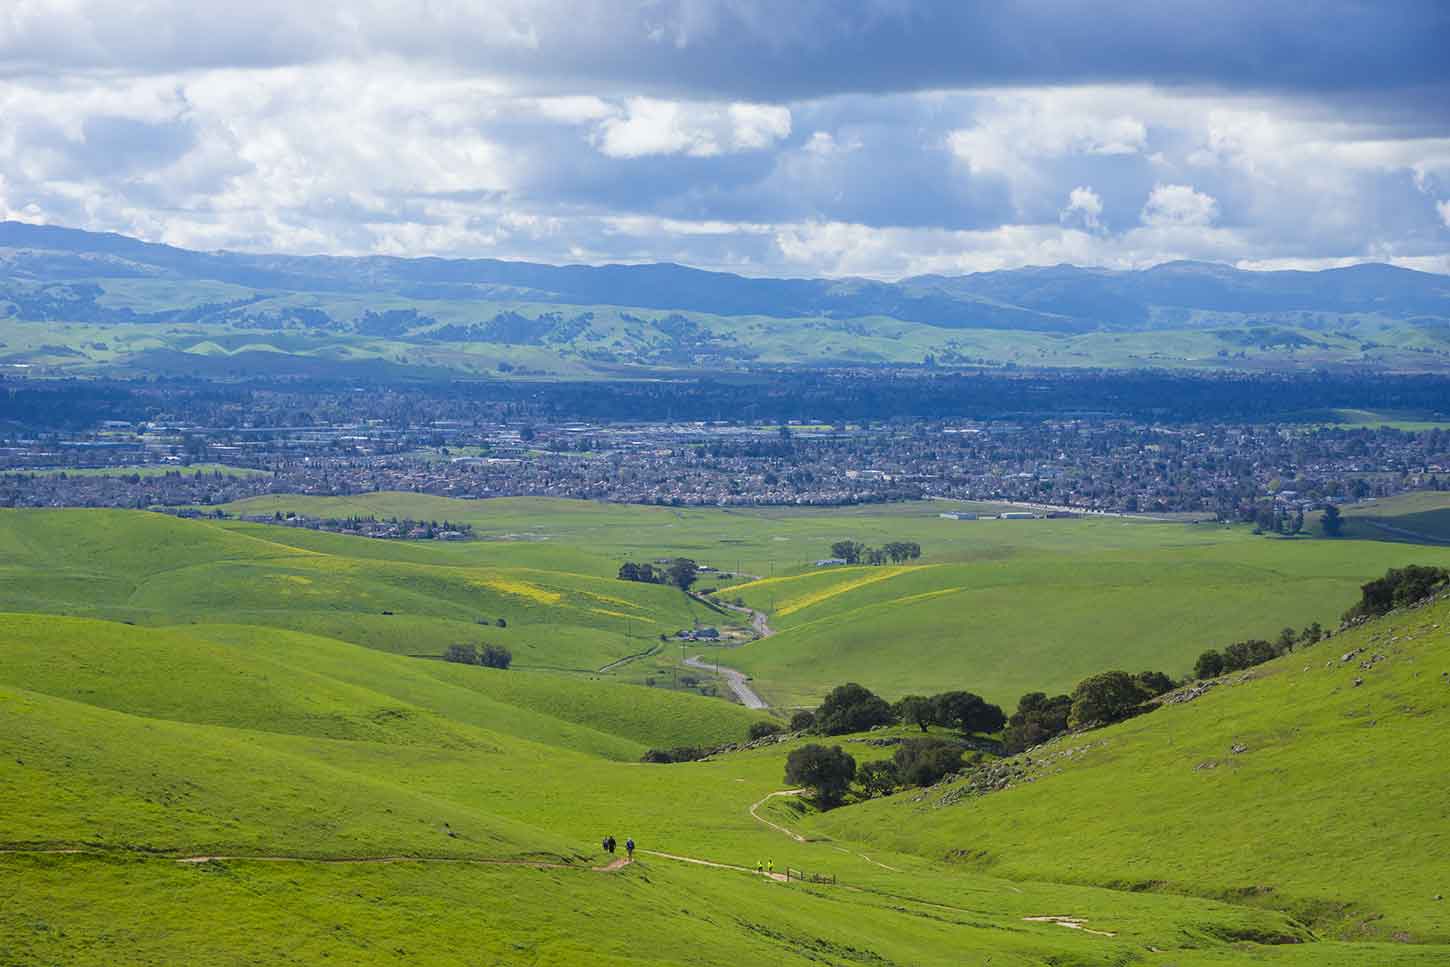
[{"left": 4, "top": 2, "right": 1448, "bottom": 110}]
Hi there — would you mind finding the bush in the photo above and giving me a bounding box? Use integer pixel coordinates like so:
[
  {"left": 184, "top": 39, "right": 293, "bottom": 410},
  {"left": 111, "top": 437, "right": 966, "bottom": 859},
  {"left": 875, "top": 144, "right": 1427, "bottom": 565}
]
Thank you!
[
  {"left": 1003, "top": 691, "right": 1071, "bottom": 753},
  {"left": 891, "top": 738, "right": 964, "bottom": 787},
  {"left": 932, "top": 690, "right": 1006, "bottom": 735},
  {"left": 815, "top": 683, "right": 896, "bottom": 735},
  {"left": 789, "top": 709, "right": 816, "bottom": 733},
  {"left": 856, "top": 759, "right": 899, "bottom": 798},
  {"left": 1344, "top": 565, "right": 1450, "bottom": 621},
  {"left": 444, "top": 643, "right": 479, "bottom": 665},
  {"left": 480, "top": 644, "right": 512, "bottom": 669},
  {"left": 747, "top": 721, "right": 783, "bottom": 741},
  {"left": 1194, "top": 650, "right": 1226, "bottom": 679},
  {"left": 1134, "top": 670, "right": 1175, "bottom": 697},
  {"left": 784, "top": 744, "right": 857, "bottom": 807},
  {"left": 1068, "top": 671, "right": 1144, "bottom": 729},
  {"left": 1223, "top": 639, "right": 1275, "bottom": 671},
  {"left": 641, "top": 746, "right": 709, "bottom": 764}
]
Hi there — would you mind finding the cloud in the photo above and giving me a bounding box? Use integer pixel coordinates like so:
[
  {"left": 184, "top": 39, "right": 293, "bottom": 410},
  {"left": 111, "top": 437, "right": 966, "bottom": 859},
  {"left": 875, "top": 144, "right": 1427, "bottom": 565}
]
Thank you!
[
  {"left": 2, "top": 2, "right": 1447, "bottom": 113},
  {"left": 1060, "top": 186, "right": 1104, "bottom": 231},
  {"left": 594, "top": 98, "right": 790, "bottom": 158},
  {"left": 1141, "top": 183, "right": 1219, "bottom": 227},
  {"left": 1439, "top": 199, "right": 1450, "bottom": 228},
  {"left": 0, "top": 6, "right": 1446, "bottom": 277}
]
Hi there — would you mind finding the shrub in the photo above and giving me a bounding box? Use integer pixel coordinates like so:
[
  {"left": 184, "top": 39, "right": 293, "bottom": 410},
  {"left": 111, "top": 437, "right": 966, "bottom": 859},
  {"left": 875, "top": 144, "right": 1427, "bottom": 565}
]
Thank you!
[
  {"left": 1223, "top": 639, "right": 1275, "bottom": 671},
  {"left": 444, "top": 643, "right": 479, "bottom": 665},
  {"left": 1194, "top": 649, "right": 1226, "bottom": 680},
  {"left": 1134, "top": 670, "right": 1175, "bottom": 697},
  {"left": 1003, "top": 691, "right": 1072, "bottom": 753},
  {"left": 1068, "top": 671, "right": 1144, "bottom": 729},
  {"left": 932, "top": 690, "right": 1006, "bottom": 735},
  {"left": 747, "top": 721, "right": 784, "bottom": 741},
  {"left": 891, "top": 738, "right": 965, "bottom": 787},
  {"left": 641, "top": 746, "right": 708, "bottom": 764},
  {"left": 1344, "top": 565, "right": 1450, "bottom": 621},
  {"left": 856, "top": 759, "right": 899, "bottom": 798},
  {"left": 480, "top": 644, "right": 512, "bottom": 669},
  {"left": 815, "top": 683, "right": 896, "bottom": 735},
  {"left": 788, "top": 709, "right": 817, "bottom": 733},
  {"left": 784, "top": 744, "right": 857, "bottom": 807}
]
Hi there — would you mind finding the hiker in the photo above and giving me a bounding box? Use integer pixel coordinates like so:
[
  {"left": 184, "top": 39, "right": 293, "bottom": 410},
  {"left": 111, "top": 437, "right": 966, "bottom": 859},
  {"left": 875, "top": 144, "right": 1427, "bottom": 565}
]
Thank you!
[
  {"left": 602, "top": 836, "right": 611, "bottom": 854},
  {"left": 625, "top": 837, "right": 635, "bottom": 860},
  {"left": 606, "top": 835, "right": 616, "bottom": 855},
  {"left": 755, "top": 860, "right": 763, "bottom": 873},
  {"left": 767, "top": 859, "right": 774, "bottom": 876}
]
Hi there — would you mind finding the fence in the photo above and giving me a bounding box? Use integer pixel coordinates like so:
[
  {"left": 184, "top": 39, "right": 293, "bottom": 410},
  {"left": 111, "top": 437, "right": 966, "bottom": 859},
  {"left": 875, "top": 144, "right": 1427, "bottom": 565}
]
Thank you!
[{"left": 785, "top": 868, "right": 836, "bottom": 885}]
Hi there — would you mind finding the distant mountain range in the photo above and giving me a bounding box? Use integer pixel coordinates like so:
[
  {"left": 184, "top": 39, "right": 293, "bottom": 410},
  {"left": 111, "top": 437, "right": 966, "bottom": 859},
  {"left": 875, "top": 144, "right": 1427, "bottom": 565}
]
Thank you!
[
  {"left": 3, "top": 221, "right": 1450, "bottom": 376},
  {"left": 5, "top": 221, "right": 1449, "bottom": 332}
]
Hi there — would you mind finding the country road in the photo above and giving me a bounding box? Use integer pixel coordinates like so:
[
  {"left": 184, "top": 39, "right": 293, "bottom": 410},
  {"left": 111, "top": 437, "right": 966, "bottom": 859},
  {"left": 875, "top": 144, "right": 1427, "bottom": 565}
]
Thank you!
[{"left": 684, "top": 654, "right": 768, "bottom": 709}]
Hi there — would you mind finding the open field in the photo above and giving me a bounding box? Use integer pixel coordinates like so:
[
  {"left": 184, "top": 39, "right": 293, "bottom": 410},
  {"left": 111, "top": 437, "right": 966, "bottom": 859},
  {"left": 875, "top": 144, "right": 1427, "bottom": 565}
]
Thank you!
[
  {"left": 1316, "top": 491, "right": 1450, "bottom": 545},
  {"left": 158, "top": 495, "right": 1450, "bottom": 707},
  {"left": 2, "top": 570, "right": 1448, "bottom": 962}
]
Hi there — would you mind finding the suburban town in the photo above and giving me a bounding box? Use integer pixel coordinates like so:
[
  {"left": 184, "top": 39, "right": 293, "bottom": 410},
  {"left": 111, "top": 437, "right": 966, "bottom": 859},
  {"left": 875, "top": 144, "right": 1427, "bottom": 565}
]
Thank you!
[{"left": 4, "top": 409, "right": 1447, "bottom": 525}]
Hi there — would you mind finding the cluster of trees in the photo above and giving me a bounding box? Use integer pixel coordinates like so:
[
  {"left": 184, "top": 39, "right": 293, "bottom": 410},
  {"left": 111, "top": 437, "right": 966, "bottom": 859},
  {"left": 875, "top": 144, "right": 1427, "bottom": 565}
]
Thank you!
[
  {"left": 829, "top": 540, "right": 922, "bottom": 566},
  {"left": 1343, "top": 564, "right": 1449, "bottom": 621},
  {"left": 443, "top": 642, "right": 512, "bottom": 669},
  {"left": 1192, "top": 625, "right": 1319, "bottom": 679},
  {"left": 894, "top": 691, "right": 1006, "bottom": 735},
  {"left": 1002, "top": 670, "right": 1175, "bottom": 753},
  {"left": 617, "top": 558, "right": 699, "bottom": 590}
]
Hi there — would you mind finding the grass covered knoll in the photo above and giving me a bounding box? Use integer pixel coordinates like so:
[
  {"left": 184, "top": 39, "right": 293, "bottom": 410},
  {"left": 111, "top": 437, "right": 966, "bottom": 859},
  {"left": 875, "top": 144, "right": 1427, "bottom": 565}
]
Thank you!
[
  {"left": 0, "top": 507, "right": 714, "bottom": 673},
  {"left": 810, "top": 595, "right": 1450, "bottom": 944}
]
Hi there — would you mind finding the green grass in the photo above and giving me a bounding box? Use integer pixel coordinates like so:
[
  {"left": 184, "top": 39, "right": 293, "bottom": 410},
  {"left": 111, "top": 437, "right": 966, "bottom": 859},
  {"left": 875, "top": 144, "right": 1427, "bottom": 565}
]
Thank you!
[
  {"left": 4, "top": 502, "right": 1450, "bottom": 963},
  {"left": 812, "top": 598, "right": 1450, "bottom": 944}
]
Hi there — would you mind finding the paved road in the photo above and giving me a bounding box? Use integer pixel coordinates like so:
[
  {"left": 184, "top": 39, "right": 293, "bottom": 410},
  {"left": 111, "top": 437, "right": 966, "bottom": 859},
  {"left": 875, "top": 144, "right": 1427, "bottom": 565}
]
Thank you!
[{"left": 684, "top": 655, "right": 768, "bottom": 709}]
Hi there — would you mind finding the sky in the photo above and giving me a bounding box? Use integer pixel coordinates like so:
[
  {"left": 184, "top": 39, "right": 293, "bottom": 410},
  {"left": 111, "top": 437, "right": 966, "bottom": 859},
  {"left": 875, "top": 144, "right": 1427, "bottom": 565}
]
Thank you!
[{"left": 2, "top": 1, "right": 1449, "bottom": 279}]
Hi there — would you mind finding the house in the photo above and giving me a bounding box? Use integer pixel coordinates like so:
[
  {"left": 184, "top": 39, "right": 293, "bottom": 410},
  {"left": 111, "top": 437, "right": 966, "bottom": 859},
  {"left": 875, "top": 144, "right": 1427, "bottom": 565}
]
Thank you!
[
  {"left": 939, "top": 512, "right": 978, "bottom": 520},
  {"left": 814, "top": 558, "right": 847, "bottom": 567},
  {"left": 998, "top": 512, "right": 1037, "bottom": 520}
]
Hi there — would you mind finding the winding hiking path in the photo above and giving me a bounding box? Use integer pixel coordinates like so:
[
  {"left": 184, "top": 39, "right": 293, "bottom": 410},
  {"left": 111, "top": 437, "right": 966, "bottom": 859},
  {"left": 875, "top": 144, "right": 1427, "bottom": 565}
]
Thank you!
[
  {"left": 749, "top": 789, "right": 808, "bottom": 841},
  {"left": 684, "top": 654, "right": 767, "bottom": 709}
]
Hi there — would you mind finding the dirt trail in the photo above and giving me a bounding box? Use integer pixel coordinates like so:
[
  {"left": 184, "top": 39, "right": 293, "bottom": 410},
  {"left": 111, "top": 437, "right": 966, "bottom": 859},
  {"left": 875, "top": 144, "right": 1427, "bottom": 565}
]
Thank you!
[
  {"left": 639, "top": 849, "right": 787, "bottom": 882},
  {"left": 749, "top": 789, "right": 808, "bottom": 841}
]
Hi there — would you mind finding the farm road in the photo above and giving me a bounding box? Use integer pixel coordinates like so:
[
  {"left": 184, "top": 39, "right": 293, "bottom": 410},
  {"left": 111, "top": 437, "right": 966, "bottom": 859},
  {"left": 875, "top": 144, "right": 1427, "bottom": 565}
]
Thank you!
[{"left": 684, "top": 654, "right": 767, "bottom": 708}]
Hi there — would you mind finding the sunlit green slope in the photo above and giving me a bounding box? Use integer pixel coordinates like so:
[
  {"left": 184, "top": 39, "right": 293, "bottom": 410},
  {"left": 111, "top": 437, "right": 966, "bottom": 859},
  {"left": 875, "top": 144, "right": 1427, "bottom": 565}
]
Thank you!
[{"left": 812, "top": 596, "right": 1450, "bottom": 944}]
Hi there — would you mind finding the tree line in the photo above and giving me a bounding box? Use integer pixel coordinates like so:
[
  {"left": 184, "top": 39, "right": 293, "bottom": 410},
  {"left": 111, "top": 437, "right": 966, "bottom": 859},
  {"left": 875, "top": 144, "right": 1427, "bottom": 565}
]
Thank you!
[
  {"left": 444, "top": 642, "right": 512, "bottom": 669},
  {"left": 829, "top": 540, "right": 922, "bottom": 566},
  {"left": 617, "top": 558, "right": 699, "bottom": 590}
]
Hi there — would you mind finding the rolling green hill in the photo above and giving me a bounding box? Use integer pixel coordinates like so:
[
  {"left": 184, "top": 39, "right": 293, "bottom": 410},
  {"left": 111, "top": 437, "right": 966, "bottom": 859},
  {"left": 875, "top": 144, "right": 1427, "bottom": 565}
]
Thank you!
[
  {"left": 4, "top": 501, "right": 1450, "bottom": 963},
  {"left": 6, "top": 222, "right": 1450, "bottom": 376},
  {"left": 811, "top": 596, "right": 1450, "bottom": 944}
]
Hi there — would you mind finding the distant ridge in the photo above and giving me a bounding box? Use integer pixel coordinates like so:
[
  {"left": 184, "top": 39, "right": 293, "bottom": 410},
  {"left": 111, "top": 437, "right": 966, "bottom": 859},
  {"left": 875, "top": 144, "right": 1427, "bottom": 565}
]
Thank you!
[{"left": 4, "top": 220, "right": 1448, "bottom": 333}]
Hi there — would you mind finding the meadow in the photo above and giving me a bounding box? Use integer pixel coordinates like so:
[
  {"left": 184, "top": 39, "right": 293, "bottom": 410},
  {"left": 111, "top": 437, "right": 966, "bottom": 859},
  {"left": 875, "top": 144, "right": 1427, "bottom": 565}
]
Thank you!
[
  {"left": 3, "top": 500, "right": 1449, "bottom": 963},
  {"left": 210, "top": 494, "right": 1450, "bottom": 706}
]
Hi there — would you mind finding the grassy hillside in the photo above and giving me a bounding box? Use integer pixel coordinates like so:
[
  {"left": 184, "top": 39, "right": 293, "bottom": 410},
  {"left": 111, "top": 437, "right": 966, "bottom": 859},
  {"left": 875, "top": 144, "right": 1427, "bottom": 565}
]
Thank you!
[
  {"left": 12, "top": 500, "right": 1450, "bottom": 708},
  {"left": 4, "top": 502, "right": 1450, "bottom": 962},
  {"left": 811, "top": 596, "right": 1450, "bottom": 944},
  {"left": 5, "top": 609, "right": 1448, "bottom": 963}
]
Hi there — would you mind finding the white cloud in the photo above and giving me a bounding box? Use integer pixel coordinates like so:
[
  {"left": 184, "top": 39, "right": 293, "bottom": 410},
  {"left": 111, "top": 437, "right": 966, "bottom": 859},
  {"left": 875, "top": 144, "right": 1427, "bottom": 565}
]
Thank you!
[
  {"left": 594, "top": 97, "right": 790, "bottom": 158},
  {"left": 1439, "top": 199, "right": 1450, "bottom": 228},
  {"left": 1141, "top": 183, "right": 1219, "bottom": 227},
  {"left": 1060, "top": 186, "right": 1103, "bottom": 231},
  {"left": 948, "top": 95, "right": 1147, "bottom": 176}
]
